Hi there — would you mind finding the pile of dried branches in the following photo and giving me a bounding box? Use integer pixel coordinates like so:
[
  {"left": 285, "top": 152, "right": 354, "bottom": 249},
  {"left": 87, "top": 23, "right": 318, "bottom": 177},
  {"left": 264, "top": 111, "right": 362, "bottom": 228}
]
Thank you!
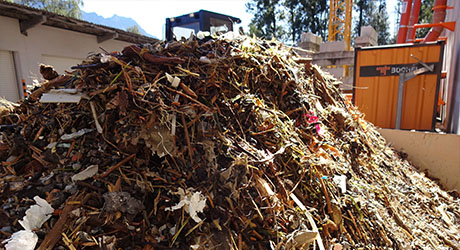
[{"left": 0, "top": 34, "right": 459, "bottom": 250}]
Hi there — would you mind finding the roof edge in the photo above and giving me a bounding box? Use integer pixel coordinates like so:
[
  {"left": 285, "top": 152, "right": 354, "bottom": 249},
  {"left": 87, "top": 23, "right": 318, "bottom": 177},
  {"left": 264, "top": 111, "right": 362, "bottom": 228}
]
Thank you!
[{"left": 0, "top": 1, "right": 159, "bottom": 44}]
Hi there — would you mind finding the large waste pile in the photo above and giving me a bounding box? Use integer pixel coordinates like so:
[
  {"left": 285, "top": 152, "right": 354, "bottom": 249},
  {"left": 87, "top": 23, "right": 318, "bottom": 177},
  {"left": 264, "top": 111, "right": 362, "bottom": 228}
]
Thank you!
[{"left": 0, "top": 34, "right": 459, "bottom": 250}]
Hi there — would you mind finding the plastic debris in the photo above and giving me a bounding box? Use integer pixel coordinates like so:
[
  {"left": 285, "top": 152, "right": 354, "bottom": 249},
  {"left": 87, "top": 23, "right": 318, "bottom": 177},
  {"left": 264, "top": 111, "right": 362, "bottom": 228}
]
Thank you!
[
  {"left": 165, "top": 72, "right": 180, "bottom": 88},
  {"left": 100, "top": 54, "right": 113, "bottom": 63},
  {"left": 71, "top": 164, "right": 98, "bottom": 182},
  {"left": 2, "top": 196, "right": 53, "bottom": 250},
  {"left": 39, "top": 89, "right": 83, "bottom": 103},
  {"left": 60, "top": 128, "right": 94, "bottom": 141},
  {"left": 199, "top": 56, "right": 212, "bottom": 64},
  {"left": 2, "top": 230, "right": 38, "bottom": 250},
  {"left": 333, "top": 175, "right": 347, "bottom": 193},
  {"left": 19, "top": 196, "right": 54, "bottom": 231},
  {"left": 166, "top": 188, "right": 207, "bottom": 223},
  {"left": 196, "top": 31, "right": 210, "bottom": 40}
]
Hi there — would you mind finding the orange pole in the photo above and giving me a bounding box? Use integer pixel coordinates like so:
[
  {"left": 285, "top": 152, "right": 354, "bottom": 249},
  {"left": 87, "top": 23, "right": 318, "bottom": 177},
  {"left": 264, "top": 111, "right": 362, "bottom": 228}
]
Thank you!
[
  {"left": 406, "top": 0, "right": 421, "bottom": 42},
  {"left": 396, "top": 0, "right": 413, "bottom": 43},
  {"left": 423, "top": 0, "right": 448, "bottom": 42},
  {"left": 22, "top": 79, "right": 28, "bottom": 98}
]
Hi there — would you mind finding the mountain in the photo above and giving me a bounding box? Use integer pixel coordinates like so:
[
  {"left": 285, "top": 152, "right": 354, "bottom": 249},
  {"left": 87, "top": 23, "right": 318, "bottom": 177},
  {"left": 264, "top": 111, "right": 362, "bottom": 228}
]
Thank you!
[{"left": 81, "top": 11, "right": 156, "bottom": 38}]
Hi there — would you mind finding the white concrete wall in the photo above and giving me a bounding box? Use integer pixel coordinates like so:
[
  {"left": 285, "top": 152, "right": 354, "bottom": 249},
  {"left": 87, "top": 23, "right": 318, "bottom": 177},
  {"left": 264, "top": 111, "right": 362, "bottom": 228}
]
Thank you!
[
  {"left": 445, "top": 0, "right": 460, "bottom": 134},
  {"left": 378, "top": 128, "right": 460, "bottom": 191},
  {"left": 0, "top": 15, "right": 134, "bottom": 101}
]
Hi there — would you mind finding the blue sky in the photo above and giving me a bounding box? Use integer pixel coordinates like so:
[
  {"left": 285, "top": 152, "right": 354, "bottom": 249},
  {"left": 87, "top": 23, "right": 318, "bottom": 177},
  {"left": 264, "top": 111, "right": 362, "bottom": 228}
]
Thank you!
[
  {"left": 82, "top": 0, "right": 252, "bottom": 40},
  {"left": 82, "top": 0, "right": 400, "bottom": 40}
]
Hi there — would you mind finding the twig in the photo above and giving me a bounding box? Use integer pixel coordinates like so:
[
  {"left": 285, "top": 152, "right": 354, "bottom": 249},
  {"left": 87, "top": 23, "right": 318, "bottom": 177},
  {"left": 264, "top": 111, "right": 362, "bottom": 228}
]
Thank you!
[
  {"left": 29, "top": 75, "right": 72, "bottom": 100},
  {"left": 97, "top": 153, "right": 135, "bottom": 178},
  {"left": 181, "top": 114, "right": 194, "bottom": 165},
  {"left": 290, "top": 193, "right": 325, "bottom": 250},
  {"left": 89, "top": 101, "right": 103, "bottom": 134},
  {"left": 37, "top": 193, "right": 89, "bottom": 250},
  {"left": 314, "top": 168, "right": 332, "bottom": 215},
  {"left": 163, "top": 85, "right": 210, "bottom": 111}
]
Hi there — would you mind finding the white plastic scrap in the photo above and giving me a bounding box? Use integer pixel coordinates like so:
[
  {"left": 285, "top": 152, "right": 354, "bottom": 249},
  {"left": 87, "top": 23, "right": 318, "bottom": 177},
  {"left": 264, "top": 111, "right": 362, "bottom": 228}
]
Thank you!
[
  {"left": 166, "top": 188, "right": 207, "bottom": 223},
  {"left": 71, "top": 165, "right": 99, "bottom": 182},
  {"left": 3, "top": 196, "right": 54, "bottom": 250},
  {"left": 169, "top": 225, "right": 177, "bottom": 236},
  {"left": 220, "top": 31, "right": 240, "bottom": 41},
  {"left": 165, "top": 73, "right": 180, "bottom": 88},
  {"left": 196, "top": 31, "right": 210, "bottom": 40},
  {"left": 46, "top": 142, "right": 58, "bottom": 149},
  {"left": 19, "top": 196, "right": 54, "bottom": 230},
  {"left": 333, "top": 175, "right": 347, "bottom": 193},
  {"left": 100, "top": 54, "right": 113, "bottom": 63},
  {"left": 40, "top": 89, "right": 83, "bottom": 103},
  {"left": 2, "top": 230, "right": 38, "bottom": 250},
  {"left": 199, "top": 56, "right": 212, "bottom": 64},
  {"left": 5, "top": 155, "right": 17, "bottom": 163},
  {"left": 60, "top": 128, "right": 94, "bottom": 141}
]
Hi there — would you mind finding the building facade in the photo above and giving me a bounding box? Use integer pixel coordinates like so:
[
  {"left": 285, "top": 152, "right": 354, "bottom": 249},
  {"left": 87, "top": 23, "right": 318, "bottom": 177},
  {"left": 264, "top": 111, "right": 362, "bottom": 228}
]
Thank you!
[{"left": 0, "top": 1, "right": 157, "bottom": 102}]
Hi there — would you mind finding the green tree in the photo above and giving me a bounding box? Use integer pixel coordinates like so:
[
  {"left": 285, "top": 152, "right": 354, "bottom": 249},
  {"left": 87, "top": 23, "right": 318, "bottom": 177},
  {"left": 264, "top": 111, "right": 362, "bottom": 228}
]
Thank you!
[
  {"left": 353, "top": 0, "right": 391, "bottom": 45},
  {"left": 370, "top": 0, "right": 391, "bottom": 44},
  {"left": 246, "top": 0, "right": 328, "bottom": 43},
  {"left": 8, "top": 0, "right": 83, "bottom": 19},
  {"left": 284, "top": 0, "right": 302, "bottom": 43},
  {"left": 389, "top": 0, "right": 402, "bottom": 44},
  {"left": 284, "top": 0, "right": 328, "bottom": 43},
  {"left": 354, "top": 0, "right": 370, "bottom": 36},
  {"left": 416, "top": 0, "right": 434, "bottom": 38},
  {"left": 302, "top": 0, "right": 328, "bottom": 41},
  {"left": 246, "top": 0, "right": 286, "bottom": 40},
  {"left": 126, "top": 25, "right": 140, "bottom": 34}
]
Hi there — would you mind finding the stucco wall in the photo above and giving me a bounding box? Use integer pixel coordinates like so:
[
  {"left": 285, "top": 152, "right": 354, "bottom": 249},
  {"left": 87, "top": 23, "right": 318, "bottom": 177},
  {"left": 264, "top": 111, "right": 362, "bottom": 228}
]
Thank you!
[
  {"left": 0, "top": 15, "right": 134, "bottom": 100},
  {"left": 378, "top": 128, "right": 460, "bottom": 191}
]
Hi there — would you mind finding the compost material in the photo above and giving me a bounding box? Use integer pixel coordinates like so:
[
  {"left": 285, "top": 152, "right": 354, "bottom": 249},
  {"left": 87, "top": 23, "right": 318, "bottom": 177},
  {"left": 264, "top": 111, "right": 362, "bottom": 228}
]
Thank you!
[{"left": 0, "top": 34, "right": 459, "bottom": 250}]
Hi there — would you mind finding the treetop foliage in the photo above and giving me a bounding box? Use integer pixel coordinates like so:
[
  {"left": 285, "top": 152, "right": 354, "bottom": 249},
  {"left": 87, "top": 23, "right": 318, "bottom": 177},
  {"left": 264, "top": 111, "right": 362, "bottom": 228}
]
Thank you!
[
  {"left": 126, "top": 25, "right": 141, "bottom": 34},
  {"left": 246, "top": 0, "right": 328, "bottom": 44},
  {"left": 7, "top": 0, "right": 83, "bottom": 19},
  {"left": 247, "top": 0, "right": 397, "bottom": 45}
]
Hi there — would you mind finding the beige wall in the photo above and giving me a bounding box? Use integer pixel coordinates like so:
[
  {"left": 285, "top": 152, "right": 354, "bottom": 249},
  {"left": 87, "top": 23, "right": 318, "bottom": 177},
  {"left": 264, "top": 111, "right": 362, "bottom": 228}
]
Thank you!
[
  {"left": 378, "top": 128, "right": 460, "bottom": 191},
  {"left": 0, "top": 15, "right": 133, "bottom": 101}
]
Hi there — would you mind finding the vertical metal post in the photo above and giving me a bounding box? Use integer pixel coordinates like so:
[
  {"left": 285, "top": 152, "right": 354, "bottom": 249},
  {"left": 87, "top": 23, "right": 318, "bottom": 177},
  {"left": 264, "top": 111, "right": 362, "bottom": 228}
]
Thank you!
[
  {"left": 395, "top": 74, "right": 405, "bottom": 129},
  {"left": 165, "top": 18, "right": 172, "bottom": 41}
]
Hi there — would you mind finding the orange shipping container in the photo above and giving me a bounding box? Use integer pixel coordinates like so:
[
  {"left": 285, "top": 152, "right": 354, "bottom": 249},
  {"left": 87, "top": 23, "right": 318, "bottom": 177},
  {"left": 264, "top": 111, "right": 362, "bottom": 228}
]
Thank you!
[{"left": 353, "top": 41, "right": 445, "bottom": 130}]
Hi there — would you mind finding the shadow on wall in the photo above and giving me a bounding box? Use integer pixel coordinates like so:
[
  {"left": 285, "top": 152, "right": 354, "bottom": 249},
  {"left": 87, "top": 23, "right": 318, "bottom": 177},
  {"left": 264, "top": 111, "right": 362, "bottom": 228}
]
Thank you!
[{"left": 448, "top": 42, "right": 460, "bottom": 133}]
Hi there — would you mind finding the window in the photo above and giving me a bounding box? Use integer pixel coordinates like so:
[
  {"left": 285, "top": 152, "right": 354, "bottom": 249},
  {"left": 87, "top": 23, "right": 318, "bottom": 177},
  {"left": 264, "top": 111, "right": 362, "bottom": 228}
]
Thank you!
[{"left": 172, "top": 22, "right": 200, "bottom": 40}]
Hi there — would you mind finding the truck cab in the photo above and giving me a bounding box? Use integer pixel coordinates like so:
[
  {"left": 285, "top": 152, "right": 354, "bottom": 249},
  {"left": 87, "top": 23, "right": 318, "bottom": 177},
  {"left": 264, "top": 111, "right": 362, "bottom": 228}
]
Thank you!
[{"left": 165, "top": 10, "right": 241, "bottom": 41}]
